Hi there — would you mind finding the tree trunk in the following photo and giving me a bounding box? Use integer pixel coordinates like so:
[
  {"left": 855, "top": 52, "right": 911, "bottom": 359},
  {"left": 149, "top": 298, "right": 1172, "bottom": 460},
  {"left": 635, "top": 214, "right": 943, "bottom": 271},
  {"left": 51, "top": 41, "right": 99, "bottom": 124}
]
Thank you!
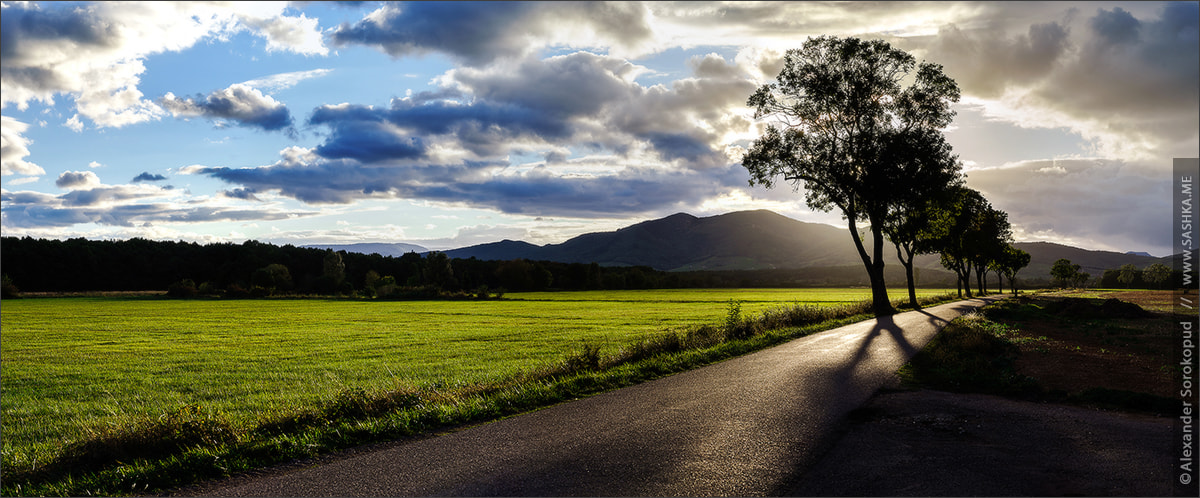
[
  {"left": 963, "top": 261, "right": 974, "bottom": 298},
  {"left": 847, "top": 216, "right": 894, "bottom": 316},
  {"left": 894, "top": 242, "right": 919, "bottom": 309}
]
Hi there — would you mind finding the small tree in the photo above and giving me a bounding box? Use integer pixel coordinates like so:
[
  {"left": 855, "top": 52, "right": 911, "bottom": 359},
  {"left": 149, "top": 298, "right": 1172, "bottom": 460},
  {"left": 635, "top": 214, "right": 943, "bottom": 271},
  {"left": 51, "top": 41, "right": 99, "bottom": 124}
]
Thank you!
[
  {"left": 1, "top": 274, "right": 20, "bottom": 299},
  {"left": 1117, "top": 263, "right": 1139, "bottom": 288},
  {"left": 322, "top": 250, "right": 346, "bottom": 290},
  {"left": 1144, "top": 263, "right": 1172, "bottom": 289},
  {"left": 1051, "top": 258, "right": 1090, "bottom": 288},
  {"left": 995, "top": 246, "right": 1031, "bottom": 296},
  {"left": 252, "top": 264, "right": 293, "bottom": 293}
]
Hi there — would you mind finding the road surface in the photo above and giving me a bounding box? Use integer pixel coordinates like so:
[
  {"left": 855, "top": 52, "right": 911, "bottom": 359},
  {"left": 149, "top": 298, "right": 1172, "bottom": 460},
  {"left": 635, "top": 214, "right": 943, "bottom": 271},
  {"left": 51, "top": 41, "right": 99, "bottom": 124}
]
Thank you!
[{"left": 197, "top": 296, "right": 1003, "bottom": 497}]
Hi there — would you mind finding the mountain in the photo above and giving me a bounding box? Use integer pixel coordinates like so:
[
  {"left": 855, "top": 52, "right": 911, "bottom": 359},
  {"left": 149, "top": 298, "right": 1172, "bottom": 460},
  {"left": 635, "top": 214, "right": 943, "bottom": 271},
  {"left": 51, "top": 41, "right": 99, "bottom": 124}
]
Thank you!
[
  {"left": 445, "top": 210, "right": 865, "bottom": 271},
  {"left": 443, "top": 210, "right": 1167, "bottom": 283},
  {"left": 304, "top": 242, "right": 428, "bottom": 258},
  {"left": 1009, "top": 241, "right": 1168, "bottom": 281}
]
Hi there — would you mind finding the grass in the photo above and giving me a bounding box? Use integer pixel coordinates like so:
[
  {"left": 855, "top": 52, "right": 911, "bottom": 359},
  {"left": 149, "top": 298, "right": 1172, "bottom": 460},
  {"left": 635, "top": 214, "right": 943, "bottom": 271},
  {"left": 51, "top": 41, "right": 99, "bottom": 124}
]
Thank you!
[{"left": 1, "top": 288, "right": 956, "bottom": 496}]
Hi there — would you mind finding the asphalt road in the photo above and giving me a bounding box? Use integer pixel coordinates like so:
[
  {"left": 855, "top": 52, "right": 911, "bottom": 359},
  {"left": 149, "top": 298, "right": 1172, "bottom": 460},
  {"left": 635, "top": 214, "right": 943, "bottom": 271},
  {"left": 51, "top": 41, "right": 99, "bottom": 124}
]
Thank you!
[{"left": 199, "top": 296, "right": 1003, "bottom": 497}]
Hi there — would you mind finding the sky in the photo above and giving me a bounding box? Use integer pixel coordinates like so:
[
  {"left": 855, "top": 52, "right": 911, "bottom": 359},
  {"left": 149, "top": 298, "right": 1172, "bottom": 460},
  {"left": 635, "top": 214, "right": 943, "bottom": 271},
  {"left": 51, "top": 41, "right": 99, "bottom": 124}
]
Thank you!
[{"left": 2, "top": 1, "right": 1197, "bottom": 257}]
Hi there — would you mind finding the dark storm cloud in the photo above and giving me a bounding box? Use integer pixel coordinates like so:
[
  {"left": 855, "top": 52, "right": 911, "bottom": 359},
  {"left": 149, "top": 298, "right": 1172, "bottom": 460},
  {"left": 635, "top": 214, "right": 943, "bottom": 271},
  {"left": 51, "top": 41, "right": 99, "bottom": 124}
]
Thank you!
[
  {"left": 132, "top": 172, "right": 167, "bottom": 183},
  {"left": 160, "top": 84, "right": 294, "bottom": 132},
  {"left": 330, "top": 1, "right": 653, "bottom": 65}
]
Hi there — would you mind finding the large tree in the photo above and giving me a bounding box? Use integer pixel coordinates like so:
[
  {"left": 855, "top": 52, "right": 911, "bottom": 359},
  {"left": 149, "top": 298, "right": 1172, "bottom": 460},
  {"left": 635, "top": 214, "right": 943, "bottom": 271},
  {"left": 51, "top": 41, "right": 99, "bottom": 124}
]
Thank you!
[{"left": 743, "top": 36, "right": 961, "bottom": 315}]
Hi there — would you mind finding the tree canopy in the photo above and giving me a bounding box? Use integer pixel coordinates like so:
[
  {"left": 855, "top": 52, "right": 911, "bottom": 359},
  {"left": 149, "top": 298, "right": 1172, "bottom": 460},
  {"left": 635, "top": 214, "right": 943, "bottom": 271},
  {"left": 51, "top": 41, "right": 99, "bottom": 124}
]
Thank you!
[{"left": 742, "top": 36, "right": 962, "bottom": 315}]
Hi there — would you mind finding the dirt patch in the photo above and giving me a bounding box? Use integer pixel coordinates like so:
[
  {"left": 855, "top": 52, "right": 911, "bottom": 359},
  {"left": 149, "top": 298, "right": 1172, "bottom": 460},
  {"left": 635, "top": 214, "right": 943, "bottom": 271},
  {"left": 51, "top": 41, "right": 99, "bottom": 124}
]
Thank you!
[{"left": 994, "top": 294, "right": 1179, "bottom": 401}]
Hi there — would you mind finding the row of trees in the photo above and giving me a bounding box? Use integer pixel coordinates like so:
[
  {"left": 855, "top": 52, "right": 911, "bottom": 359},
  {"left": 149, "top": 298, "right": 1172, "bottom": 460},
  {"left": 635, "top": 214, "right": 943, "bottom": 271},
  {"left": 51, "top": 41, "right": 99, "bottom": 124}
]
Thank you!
[
  {"left": 0, "top": 236, "right": 684, "bottom": 296},
  {"left": 17, "top": 236, "right": 931, "bottom": 297},
  {"left": 743, "top": 35, "right": 1029, "bottom": 314}
]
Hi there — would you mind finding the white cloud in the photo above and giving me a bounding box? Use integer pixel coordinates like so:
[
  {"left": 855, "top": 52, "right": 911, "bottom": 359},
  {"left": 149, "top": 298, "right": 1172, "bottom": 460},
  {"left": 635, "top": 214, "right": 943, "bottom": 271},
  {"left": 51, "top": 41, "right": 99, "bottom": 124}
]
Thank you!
[
  {"left": 160, "top": 83, "right": 293, "bottom": 132},
  {"left": 240, "top": 12, "right": 328, "bottom": 56},
  {"left": 0, "top": 1, "right": 328, "bottom": 129},
  {"left": 0, "top": 116, "right": 45, "bottom": 176},
  {"left": 241, "top": 68, "right": 334, "bottom": 93},
  {"left": 54, "top": 170, "right": 100, "bottom": 189}
]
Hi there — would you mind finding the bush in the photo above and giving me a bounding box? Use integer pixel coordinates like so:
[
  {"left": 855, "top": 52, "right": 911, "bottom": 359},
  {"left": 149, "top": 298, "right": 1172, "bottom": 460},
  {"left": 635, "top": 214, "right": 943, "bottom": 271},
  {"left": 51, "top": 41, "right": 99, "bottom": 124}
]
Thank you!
[
  {"left": 2, "top": 274, "right": 20, "bottom": 299},
  {"left": 166, "top": 279, "right": 197, "bottom": 298}
]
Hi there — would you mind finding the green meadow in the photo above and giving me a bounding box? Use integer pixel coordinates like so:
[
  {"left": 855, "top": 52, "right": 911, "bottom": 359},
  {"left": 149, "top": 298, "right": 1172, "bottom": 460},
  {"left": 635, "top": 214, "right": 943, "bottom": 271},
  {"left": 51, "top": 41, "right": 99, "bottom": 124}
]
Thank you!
[{"left": 1, "top": 288, "right": 952, "bottom": 494}]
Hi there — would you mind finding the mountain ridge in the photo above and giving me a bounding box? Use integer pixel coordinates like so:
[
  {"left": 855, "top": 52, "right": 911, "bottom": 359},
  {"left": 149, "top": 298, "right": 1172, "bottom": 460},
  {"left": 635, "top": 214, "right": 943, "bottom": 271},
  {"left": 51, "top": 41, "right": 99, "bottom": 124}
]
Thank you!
[{"left": 440, "top": 210, "right": 1166, "bottom": 281}]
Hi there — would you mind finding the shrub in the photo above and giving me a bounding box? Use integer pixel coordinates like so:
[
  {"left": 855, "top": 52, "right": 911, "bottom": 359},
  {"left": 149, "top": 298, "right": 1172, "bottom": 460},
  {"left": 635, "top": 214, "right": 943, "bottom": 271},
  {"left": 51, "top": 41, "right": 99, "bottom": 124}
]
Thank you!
[
  {"left": 166, "top": 279, "right": 197, "bottom": 298},
  {"left": 2, "top": 274, "right": 20, "bottom": 299}
]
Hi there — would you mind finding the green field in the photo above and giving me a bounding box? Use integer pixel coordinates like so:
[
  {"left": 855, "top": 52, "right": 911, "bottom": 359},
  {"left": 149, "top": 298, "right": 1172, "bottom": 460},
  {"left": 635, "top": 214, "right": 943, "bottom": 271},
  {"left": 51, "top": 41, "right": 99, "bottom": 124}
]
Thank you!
[{"left": 0, "top": 287, "right": 951, "bottom": 486}]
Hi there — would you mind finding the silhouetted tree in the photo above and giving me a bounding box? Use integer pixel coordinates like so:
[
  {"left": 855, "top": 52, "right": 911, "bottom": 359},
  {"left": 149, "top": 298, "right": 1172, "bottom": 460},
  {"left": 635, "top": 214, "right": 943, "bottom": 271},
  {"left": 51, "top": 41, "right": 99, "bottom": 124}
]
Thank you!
[
  {"left": 1117, "top": 263, "right": 1139, "bottom": 288},
  {"left": 743, "top": 36, "right": 961, "bottom": 315},
  {"left": 1144, "top": 263, "right": 1172, "bottom": 289},
  {"left": 994, "top": 245, "right": 1031, "bottom": 296},
  {"left": 929, "top": 187, "right": 989, "bottom": 297},
  {"left": 1051, "top": 258, "right": 1089, "bottom": 288}
]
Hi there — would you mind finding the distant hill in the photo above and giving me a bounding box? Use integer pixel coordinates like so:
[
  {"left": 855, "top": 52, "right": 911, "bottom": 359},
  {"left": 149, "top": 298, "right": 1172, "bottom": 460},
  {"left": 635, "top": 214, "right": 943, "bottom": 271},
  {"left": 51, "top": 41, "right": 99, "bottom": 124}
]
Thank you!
[
  {"left": 443, "top": 210, "right": 1169, "bottom": 283},
  {"left": 446, "top": 210, "right": 865, "bottom": 271},
  {"left": 1009, "top": 241, "right": 1168, "bottom": 282},
  {"left": 303, "top": 242, "right": 428, "bottom": 258}
]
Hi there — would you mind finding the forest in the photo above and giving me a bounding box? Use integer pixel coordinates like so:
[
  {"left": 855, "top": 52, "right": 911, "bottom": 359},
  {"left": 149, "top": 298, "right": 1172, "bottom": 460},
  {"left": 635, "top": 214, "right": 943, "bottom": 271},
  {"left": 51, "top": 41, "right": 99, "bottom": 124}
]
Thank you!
[{"left": 1, "top": 236, "right": 916, "bottom": 297}]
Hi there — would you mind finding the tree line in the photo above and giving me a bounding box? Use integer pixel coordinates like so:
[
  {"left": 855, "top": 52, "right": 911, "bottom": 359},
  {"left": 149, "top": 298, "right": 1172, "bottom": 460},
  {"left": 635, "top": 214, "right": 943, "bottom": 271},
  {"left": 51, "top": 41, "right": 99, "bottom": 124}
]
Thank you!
[{"left": 0, "top": 236, "right": 699, "bottom": 297}]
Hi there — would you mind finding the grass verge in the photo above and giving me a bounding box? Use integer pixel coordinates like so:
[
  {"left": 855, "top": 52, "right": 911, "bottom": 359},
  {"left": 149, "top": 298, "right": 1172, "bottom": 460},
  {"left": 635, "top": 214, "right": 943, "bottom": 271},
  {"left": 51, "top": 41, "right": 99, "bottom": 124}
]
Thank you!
[{"left": 3, "top": 292, "right": 958, "bottom": 496}]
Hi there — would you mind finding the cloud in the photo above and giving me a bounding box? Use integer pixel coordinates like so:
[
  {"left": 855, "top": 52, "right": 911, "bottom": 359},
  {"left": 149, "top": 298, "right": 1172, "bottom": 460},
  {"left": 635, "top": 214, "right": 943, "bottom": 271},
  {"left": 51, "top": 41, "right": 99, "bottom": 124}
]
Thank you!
[
  {"left": 0, "top": 2, "right": 327, "bottom": 128},
  {"left": 240, "top": 11, "right": 328, "bottom": 56},
  {"left": 240, "top": 69, "right": 333, "bottom": 94},
  {"left": 916, "top": 3, "right": 1199, "bottom": 160},
  {"left": 221, "top": 188, "right": 260, "bottom": 201},
  {"left": 189, "top": 144, "right": 751, "bottom": 217},
  {"left": 321, "top": 51, "right": 752, "bottom": 167},
  {"left": 132, "top": 172, "right": 167, "bottom": 183},
  {"left": 2, "top": 174, "right": 312, "bottom": 229},
  {"left": 1, "top": 116, "right": 45, "bottom": 176},
  {"left": 55, "top": 170, "right": 101, "bottom": 189},
  {"left": 161, "top": 84, "right": 294, "bottom": 132},
  {"left": 964, "top": 159, "right": 1171, "bottom": 255},
  {"left": 330, "top": 1, "right": 654, "bottom": 65}
]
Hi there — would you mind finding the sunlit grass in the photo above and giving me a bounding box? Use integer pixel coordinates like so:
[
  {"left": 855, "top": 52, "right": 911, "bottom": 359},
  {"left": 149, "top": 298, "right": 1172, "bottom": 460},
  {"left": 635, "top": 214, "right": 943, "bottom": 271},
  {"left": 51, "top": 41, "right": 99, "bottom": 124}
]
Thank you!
[{"left": 1, "top": 287, "right": 952, "bottom": 494}]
